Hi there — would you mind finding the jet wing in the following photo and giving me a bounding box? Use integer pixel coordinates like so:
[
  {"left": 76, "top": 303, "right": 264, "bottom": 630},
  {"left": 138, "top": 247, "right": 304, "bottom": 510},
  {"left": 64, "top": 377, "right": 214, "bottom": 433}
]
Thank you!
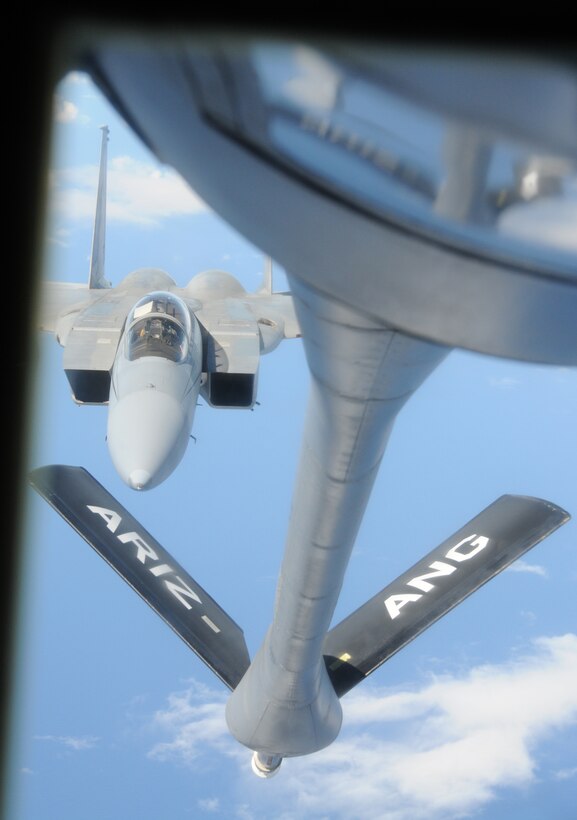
[
  {"left": 244, "top": 292, "right": 302, "bottom": 342},
  {"left": 36, "top": 282, "right": 94, "bottom": 335}
]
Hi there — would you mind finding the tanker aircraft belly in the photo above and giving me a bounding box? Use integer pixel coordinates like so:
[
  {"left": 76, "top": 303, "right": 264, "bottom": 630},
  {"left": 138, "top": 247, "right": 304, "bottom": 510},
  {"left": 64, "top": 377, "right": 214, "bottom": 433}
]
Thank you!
[{"left": 31, "top": 36, "right": 576, "bottom": 779}]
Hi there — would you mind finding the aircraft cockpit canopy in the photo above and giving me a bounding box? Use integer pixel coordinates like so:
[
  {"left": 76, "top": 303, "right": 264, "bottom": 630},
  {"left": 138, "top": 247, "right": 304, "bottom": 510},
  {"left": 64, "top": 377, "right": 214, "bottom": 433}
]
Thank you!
[{"left": 126, "top": 292, "right": 193, "bottom": 363}]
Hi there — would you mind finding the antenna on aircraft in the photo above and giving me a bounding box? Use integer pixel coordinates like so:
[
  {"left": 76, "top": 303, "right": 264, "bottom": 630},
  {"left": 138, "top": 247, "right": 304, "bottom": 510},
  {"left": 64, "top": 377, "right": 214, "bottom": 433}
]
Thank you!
[{"left": 89, "top": 125, "right": 111, "bottom": 289}]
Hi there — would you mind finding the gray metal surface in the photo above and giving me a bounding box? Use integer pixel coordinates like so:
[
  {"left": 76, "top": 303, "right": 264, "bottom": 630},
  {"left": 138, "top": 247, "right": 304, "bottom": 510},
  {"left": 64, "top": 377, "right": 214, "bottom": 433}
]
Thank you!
[
  {"left": 225, "top": 288, "right": 449, "bottom": 756},
  {"left": 80, "top": 38, "right": 577, "bottom": 363}
]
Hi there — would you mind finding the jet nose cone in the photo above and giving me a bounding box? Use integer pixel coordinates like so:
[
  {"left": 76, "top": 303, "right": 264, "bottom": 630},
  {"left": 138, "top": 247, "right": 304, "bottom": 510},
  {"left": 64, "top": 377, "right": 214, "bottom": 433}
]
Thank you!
[
  {"left": 107, "top": 386, "right": 195, "bottom": 490},
  {"left": 128, "top": 469, "right": 152, "bottom": 490}
]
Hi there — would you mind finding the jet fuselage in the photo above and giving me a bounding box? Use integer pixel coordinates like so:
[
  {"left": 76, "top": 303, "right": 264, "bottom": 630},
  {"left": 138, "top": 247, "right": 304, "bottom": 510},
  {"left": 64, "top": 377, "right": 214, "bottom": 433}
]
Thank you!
[{"left": 107, "top": 291, "right": 203, "bottom": 490}]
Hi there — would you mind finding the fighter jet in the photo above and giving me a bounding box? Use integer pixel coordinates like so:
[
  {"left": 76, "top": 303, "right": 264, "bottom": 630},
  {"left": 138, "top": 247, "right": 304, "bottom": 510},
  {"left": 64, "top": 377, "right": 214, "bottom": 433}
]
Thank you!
[
  {"left": 37, "top": 125, "right": 300, "bottom": 490},
  {"left": 30, "top": 35, "right": 576, "bottom": 778}
]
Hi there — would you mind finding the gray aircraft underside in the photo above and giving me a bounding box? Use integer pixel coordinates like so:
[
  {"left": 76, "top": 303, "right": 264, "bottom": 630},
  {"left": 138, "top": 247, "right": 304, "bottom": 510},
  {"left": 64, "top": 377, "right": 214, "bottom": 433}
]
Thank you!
[{"left": 32, "top": 34, "right": 576, "bottom": 778}]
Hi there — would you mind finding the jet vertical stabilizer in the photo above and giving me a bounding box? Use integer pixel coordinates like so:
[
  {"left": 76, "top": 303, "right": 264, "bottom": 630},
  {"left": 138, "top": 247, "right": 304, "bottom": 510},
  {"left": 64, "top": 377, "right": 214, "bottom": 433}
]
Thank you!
[
  {"left": 258, "top": 256, "right": 273, "bottom": 295},
  {"left": 88, "top": 125, "right": 111, "bottom": 289}
]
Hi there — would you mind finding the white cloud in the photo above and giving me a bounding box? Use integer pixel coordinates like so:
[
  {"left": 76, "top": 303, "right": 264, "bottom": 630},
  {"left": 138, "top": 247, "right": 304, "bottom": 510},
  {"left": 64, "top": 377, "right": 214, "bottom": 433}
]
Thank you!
[
  {"left": 53, "top": 74, "right": 93, "bottom": 125},
  {"left": 147, "top": 635, "right": 577, "bottom": 820},
  {"left": 147, "top": 679, "right": 232, "bottom": 766},
  {"left": 62, "top": 71, "right": 92, "bottom": 88},
  {"left": 48, "top": 156, "right": 208, "bottom": 228},
  {"left": 34, "top": 734, "right": 100, "bottom": 751},
  {"left": 507, "top": 560, "right": 548, "bottom": 578},
  {"left": 554, "top": 766, "right": 577, "bottom": 781},
  {"left": 198, "top": 797, "right": 220, "bottom": 812},
  {"left": 54, "top": 96, "right": 79, "bottom": 124},
  {"left": 488, "top": 375, "right": 521, "bottom": 389},
  {"left": 45, "top": 226, "right": 71, "bottom": 248}
]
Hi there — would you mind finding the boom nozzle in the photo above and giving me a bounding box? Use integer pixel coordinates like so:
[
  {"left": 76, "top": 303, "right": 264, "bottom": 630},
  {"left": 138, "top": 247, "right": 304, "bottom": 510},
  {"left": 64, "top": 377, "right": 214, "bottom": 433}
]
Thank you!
[{"left": 251, "top": 752, "right": 282, "bottom": 778}]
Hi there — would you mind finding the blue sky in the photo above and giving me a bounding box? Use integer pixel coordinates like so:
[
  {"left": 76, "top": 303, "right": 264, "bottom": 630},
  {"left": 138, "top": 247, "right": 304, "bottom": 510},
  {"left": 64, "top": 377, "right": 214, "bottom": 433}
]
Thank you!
[{"left": 6, "top": 70, "right": 577, "bottom": 820}]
